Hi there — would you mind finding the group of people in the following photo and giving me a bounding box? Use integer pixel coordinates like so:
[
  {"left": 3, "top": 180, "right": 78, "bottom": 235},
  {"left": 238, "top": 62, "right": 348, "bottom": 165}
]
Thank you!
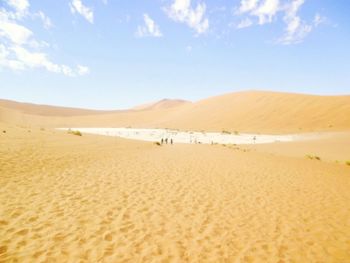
[{"left": 161, "top": 138, "right": 173, "bottom": 145}]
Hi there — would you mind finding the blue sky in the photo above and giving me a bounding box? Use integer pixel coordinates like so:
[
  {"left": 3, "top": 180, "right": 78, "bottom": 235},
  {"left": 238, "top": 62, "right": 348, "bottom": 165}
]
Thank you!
[{"left": 0, "top": 0, "right": 349, "bottom": 109}]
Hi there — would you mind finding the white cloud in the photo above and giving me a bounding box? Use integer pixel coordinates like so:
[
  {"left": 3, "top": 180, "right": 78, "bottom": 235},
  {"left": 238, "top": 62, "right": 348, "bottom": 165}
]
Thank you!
[
  {"left": 238, "top": 0, "right": 259, "bottom": 13},
  {"left": 136, "top": 14, "right": 162, "bottom": 38},
  {"left": 0, "top": 45, "right": 89, "bottom": 76},
  {"left": 69, "top": 0, "right": 94, "bottom": 24},
  {"left": 0, "top": 43, "right": 25, "bottom": 70},
  {"left": 278, "top": 0, "right": 312, "bottom": 44},
  {"left": 0, "top": 3, "right": 89, "bottom": 76},
  {"left": 252, "top": 0, "right": 279, "bottom": 25},
  {"left": 0, "top": 19, "right": 33, "bottom": 45},
  {"left": 236, "top": 0, "right": 324, "bottom": 45},
  {"left": 237, "top": 0, "right": 280, "bottom": 25},
  {"left": 36, "top": 11, "right": 52, "bottom": 29},
  {"left": 102, "top": 0, "right": 108, "bottom": 5},
  {"left": 77, "top": 65, "right": 90, "bottom": 75},
  {"left": 6, "top": 0, "right": 29, "bottom": 17},
  {"left": 237, "top": 18, "right": 253, "bottom": 29},
  {"left": 165, "top": 0, "right": 209, "bottom": 34}
]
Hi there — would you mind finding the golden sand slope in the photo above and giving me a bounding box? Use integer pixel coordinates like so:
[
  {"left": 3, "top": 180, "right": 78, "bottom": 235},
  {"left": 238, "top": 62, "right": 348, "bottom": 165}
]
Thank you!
[
  {"left": 131, "top": 99, "right": 191, "bottom": 111},
  {"left": 1, "top": 90, "right": 350, "bottom": 133},
  {"left": 1, "top": 124, "right": 350, "bottom": 262},
  {"left": 0, "top": 99, "right": 116, "bottom": 116},
  {"left": 162, "top": 91, "right": 350, "bottom": 133},
  {"left": 246, "top": 132, "right": 350, "bottom": 164}
]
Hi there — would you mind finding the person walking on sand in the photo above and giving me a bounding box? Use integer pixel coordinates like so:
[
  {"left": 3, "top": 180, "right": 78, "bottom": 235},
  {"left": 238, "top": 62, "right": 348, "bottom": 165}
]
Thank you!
[
  {"left": 161, "top": 138, "right": 164, "bottom": 144},
  {"left": 165, "top": 138, "right": 168, "bottom": 144},
  {"left": 171, "top": 138, "right": 173, "bottom": 145}
]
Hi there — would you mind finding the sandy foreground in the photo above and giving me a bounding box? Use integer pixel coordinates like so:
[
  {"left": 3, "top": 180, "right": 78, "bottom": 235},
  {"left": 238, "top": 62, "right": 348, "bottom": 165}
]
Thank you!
[{"left": 1, "top": 124, "right": 350, "bottom": 262}]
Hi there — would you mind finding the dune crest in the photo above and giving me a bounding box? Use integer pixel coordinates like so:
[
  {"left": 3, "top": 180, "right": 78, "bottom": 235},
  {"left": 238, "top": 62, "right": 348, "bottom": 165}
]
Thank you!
[
  {"left": 131, "top": 99, "right": 191, "bottom": 111},
  {"left": 1, "top": 90, "right": 350, "bottom": 133}
]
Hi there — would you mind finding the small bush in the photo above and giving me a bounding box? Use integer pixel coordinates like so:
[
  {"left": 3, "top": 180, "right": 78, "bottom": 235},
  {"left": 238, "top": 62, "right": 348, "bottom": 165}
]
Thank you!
[
  {"left": 2, "top": 130, "right": 6, "bottom": 133},
  {"left": 222, "top": 130, "right": 231, "bottom": 134},
  {"left": 306, "top": 154, "right": 321, "bottom": 161},
  {"left": 233, "top": 130, "right": 239, "bottom": 135},
  {"left": 68, "top": 129, "right": 82, "bottom": 136},
  {"left": 154, "top": 142, "right": 161, "bottom": 146},
  {"left": 346, "top": 161, "right": 350, "bottom": 166}
]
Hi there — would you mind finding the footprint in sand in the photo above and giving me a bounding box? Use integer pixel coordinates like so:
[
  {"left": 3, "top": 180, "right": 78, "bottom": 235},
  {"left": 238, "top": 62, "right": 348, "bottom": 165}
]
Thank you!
[
  {"left": 0, "top": 246, "right": 7, "bottom": 254},
  {"left": 16, "top": 229, "right": 29, "bottom": 236},
  {"left": 104, "top": 233, "right": 113, "bottom": 241}
]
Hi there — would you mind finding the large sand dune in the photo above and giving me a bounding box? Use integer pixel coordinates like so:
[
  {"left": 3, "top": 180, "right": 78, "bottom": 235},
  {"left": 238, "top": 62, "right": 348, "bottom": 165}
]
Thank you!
[
  {"left": 1, "top": 124, "right": 350, "bottom": 262},
  {"left": 1, "top": 91, "right": 350, "bottom": 133}
]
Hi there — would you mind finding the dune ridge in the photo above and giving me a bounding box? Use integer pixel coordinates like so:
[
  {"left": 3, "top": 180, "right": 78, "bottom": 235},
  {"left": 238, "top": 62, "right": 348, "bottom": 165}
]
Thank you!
[
  {"left": 131, "top": 99, "right": 191, "bottom": 111},
  {"left": 1, "top": 90, "right": 349, "bottom": 133}
]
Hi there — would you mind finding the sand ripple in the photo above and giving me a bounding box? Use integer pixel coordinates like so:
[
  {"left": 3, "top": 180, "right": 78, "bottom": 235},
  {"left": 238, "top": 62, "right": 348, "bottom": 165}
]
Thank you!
[{"left": 1, "top": 126, "right": 350, "bottom": 262}]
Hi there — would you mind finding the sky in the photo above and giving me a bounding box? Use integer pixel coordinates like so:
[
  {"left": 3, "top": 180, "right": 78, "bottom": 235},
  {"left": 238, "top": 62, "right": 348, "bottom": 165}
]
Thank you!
[{"left": 0, "top": 0, "right": 349, "bottom": 110}]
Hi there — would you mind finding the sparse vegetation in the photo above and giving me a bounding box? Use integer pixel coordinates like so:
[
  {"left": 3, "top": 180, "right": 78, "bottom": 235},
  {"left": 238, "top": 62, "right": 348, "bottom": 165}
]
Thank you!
[
  {"left": 2, "top": 130, "right": 6, "bottom": 133},
  {"left": 154, "top": 142, "right": 161, "bottom": 146},
  {"left": 233, "top": 130, "right": 239, "bottom": 135},
  {"left": 346, "top": 161, "right": 350, "bottom": 166},
  {"left": 306, "top": 154, "right": 321, "bottom": 161},
  {"left": 68, "top": 129, "right": 82, "bottom": 136},
  {"left": 222, "top": 130, "right": 231, "bottom": 134}
]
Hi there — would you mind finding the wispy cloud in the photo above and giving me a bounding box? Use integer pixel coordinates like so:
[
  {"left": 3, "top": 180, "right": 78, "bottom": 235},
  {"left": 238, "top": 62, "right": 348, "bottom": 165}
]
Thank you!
[
  {"left": 236, "top": 18, "right": 253, "bottom": 29},
  {"left": 237, "top": 0, "right": 280, "bottom": 25},
  {"left": 313, "top": 13, "right": 327, "bottom": 27},
  {"left": 278, "top": 0, "right": 311, "bottom": 45},
  {"left": 136, "top": 14, "right": 162, "bottom": 38},
  {"left": 35, "top": 11, "right": 52, "bottom": 29},
  {"left": 69, "top": 0, "right": 93, "bottom": 24},
  {"left": 77, "top": 65, "right": 90, "bottom": 75},
  {"left": 235, "top": 0, "right": 326, "bottom": 44},
  {"left": 165, "top": 0, "right": 209, "bottom": 35},
  {"left": 0, "top": 0, "right": 89, "bottom": 76}
]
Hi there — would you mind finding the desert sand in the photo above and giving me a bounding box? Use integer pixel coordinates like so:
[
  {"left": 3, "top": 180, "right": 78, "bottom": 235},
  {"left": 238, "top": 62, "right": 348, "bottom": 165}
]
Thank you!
[
  {"left": 1, "top": 123, "right": 350, "bottom": 262},
  {"left": 1, "top": 91, "right": 350, "bottom": 262}
]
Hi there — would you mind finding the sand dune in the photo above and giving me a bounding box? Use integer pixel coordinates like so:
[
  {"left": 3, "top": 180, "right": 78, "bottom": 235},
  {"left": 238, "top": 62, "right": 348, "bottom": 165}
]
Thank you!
[
  {"left": 1, "top": 90, "right": 350, "bottom": 133},
  {"left": 162, "top": 90, "right": 350, "bottom": 133},
  {"left": 1, "top": 124, "right": 350, "bottom": 262},
  {"left": 131, "top": 99, "right": 191, "bottom": 111},
  {"left": 0, "top": 99, "right": 119, "bottom": 116}
]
